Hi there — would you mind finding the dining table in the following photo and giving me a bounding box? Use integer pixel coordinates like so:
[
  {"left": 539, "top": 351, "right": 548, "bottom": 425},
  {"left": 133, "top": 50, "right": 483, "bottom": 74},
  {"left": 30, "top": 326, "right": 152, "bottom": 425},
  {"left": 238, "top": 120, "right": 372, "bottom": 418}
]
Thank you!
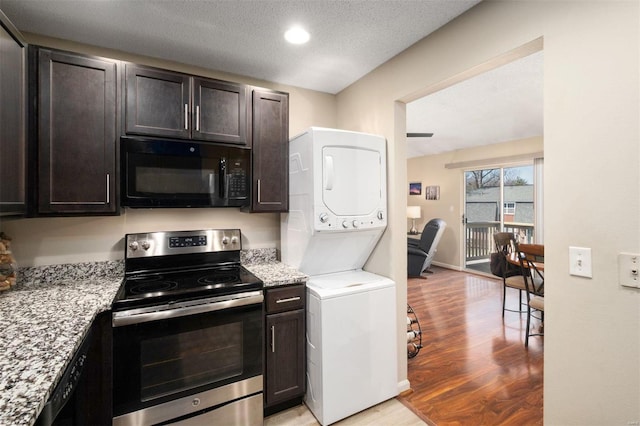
[{"left": 507, "top": 252, "right": 545, "bottom": 272}]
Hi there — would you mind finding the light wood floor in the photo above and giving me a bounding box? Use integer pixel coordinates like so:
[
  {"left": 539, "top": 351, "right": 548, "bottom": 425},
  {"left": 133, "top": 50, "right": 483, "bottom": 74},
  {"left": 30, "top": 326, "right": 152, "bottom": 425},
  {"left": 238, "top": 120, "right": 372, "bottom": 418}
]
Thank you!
[
  {"left": 266, "top": 266, "right": 542, "bottom": 425},
  {"left": 401, "top": 267, "right": 543, "bottom": 425},
  {"left": 265, "top": 398, "right": 426, "bottom": 425}
]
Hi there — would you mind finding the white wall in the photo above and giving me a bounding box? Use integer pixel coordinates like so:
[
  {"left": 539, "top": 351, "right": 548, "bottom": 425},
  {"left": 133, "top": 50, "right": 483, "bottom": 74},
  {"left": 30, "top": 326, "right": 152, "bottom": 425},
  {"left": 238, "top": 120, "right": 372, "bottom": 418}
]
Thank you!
[
  {"left": 0, "top": 34, "right": 337, "bottom": 267},
  {"left": 336, "top": 1, "right": 640, "bottom": 424}
]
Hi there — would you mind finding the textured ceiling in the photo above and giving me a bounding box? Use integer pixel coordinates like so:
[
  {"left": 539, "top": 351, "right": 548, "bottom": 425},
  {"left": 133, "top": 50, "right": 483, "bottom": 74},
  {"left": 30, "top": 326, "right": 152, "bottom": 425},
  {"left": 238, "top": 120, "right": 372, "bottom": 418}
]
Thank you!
[
  {"left": 0, "top": 0, "right": 481, "bottom": 94},
  {"left": 1, "top": 0, "right": 542, "bottom": 158},
  {"left": 406, "top": 50, "right": 543, "bottom": 158}
]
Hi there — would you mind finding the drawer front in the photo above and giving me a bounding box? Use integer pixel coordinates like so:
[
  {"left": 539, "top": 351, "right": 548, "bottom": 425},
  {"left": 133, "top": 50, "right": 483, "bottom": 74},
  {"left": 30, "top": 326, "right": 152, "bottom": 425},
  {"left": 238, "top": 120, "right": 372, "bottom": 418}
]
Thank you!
[{"left": 266, "top": 285, "right": 305, "bottom": 313}]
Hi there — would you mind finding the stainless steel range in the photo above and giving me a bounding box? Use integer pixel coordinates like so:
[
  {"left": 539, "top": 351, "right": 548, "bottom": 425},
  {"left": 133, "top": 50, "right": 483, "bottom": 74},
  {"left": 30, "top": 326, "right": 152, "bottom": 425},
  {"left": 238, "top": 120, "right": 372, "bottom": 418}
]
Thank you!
[{"left": 112, "top": 229, "right": 264, "bottom": 426}]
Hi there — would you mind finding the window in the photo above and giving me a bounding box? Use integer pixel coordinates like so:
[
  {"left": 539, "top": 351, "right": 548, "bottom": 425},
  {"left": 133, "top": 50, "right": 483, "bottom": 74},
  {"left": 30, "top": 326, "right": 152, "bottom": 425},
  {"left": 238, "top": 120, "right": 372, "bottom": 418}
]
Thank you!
[{"left": 503, "top": 202, "right": 516, "bottom": 215}]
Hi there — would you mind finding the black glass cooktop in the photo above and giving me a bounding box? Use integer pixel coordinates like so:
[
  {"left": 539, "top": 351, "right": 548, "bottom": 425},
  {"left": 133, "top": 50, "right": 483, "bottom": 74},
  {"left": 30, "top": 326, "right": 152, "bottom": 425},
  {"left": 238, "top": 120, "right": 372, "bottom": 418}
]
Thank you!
[{"left": 113, "top": 265, "right": 263, "bottom": 311}]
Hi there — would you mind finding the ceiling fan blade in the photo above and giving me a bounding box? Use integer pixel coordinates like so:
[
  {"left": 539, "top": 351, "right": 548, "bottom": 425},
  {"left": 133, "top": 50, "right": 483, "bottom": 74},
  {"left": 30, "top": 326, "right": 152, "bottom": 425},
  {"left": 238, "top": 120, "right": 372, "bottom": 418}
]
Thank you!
[{"left": 407, "top": 133, "right": 434, "bottom": 137}]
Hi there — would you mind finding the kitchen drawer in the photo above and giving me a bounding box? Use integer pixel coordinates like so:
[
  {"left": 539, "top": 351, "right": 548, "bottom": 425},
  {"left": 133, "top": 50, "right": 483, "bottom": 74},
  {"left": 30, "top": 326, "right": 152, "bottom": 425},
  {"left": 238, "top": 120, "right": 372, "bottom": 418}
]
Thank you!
[{"left": 265, "top": 285, "right": 305, "bottom": 314}]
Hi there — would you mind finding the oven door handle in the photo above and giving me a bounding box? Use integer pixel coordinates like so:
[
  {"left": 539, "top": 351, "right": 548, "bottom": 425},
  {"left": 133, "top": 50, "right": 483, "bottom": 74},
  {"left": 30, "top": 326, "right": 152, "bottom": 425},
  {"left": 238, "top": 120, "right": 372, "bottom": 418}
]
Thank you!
[{"left": 112, "top": 292, "right": 263, "bottom": 327}]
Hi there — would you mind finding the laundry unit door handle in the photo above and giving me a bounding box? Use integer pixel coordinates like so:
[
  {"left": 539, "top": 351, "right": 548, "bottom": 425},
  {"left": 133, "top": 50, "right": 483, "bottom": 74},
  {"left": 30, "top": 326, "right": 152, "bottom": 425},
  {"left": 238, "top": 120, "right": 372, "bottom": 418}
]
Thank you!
[{"left": 324, "top": 155, "right": 334, "bottom": 190}]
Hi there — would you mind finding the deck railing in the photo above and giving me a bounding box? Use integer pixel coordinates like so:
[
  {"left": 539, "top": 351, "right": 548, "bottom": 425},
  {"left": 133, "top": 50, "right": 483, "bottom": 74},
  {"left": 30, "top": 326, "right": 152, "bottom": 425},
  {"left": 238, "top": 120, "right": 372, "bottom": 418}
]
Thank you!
[{"left": 465, "top": 221, "right": 534, "bottom": 261}]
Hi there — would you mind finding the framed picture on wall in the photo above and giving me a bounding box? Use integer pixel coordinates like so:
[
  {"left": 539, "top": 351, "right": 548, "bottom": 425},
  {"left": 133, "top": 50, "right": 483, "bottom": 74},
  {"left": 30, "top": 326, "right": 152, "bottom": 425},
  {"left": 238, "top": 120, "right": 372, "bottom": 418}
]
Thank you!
[
  {"left": 409, "top": 182, "right": 422, "bottom": 195},
  {"left": 425, "top": 185, "right": 440, "bottom": 200}
]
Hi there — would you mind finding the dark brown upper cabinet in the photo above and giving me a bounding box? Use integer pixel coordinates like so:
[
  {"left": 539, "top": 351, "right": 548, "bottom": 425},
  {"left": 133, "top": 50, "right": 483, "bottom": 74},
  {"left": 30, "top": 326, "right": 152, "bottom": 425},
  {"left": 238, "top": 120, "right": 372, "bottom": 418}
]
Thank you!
[
  {"left": 35, "top": 48, "right": 118, "bottom": 215},
  {"left": 250, "top": 89, "right": 289, "bottom": 212},
  {"left": 125, "top": 64, "right": 248, "bottom": 145},
  {"left": 0, "top": 13, "right": 27, "bottom": 216}
]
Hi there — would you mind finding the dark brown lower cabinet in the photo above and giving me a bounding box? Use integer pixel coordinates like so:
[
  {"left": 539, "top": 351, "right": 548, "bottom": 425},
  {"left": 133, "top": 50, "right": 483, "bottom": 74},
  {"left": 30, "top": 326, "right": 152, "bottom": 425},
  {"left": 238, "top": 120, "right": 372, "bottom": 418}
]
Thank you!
[
  {"left": 264, "top": 284, "right": 306, "bottom": 415},
  {"left": 35, "top": 48, "right": 118, "bottom": 215}
]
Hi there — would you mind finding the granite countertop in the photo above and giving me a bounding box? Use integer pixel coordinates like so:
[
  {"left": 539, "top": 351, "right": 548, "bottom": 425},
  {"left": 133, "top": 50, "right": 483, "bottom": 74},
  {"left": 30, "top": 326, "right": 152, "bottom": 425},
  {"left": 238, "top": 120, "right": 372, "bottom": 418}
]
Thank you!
[
  {"left": 0, "top": 261, "right": 123, "bottom": 426},
  {"left": 0, "top": 251, "right": 306, "bottom": 426},
  {"left": 241, "top": 248, "right": 309, "bottom": 287}
]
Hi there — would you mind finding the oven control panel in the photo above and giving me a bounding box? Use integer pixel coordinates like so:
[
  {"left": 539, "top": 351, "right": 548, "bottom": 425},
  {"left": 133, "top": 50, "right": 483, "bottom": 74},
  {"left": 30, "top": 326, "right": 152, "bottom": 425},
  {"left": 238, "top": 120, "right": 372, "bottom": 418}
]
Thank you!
[
  {"left": 169, "top": 235, "right": 207, "bottom": 248},
  {"left": 125, "top": 229, "right": 241, "bottom": 258}
]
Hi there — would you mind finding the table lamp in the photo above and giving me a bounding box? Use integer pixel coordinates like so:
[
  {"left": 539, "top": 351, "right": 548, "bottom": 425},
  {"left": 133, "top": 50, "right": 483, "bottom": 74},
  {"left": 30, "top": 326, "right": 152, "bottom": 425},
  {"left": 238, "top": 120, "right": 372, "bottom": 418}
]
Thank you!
[{"left": 407, "top": 206, "right": 421, "bottom": 235}]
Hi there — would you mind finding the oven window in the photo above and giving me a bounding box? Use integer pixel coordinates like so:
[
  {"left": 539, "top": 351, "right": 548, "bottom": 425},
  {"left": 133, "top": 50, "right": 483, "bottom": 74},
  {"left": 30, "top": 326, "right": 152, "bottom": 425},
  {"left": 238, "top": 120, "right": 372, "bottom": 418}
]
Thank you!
[{"left": 140, "top": 322, "right": 243, "bottom": 401}]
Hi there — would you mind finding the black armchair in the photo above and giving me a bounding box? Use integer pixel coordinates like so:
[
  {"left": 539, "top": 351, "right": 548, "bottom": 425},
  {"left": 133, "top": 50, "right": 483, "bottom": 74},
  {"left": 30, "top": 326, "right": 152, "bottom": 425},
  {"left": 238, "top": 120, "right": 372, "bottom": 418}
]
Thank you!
[{"left": 407, "top": 218, "right": 446, "bottom": 277}]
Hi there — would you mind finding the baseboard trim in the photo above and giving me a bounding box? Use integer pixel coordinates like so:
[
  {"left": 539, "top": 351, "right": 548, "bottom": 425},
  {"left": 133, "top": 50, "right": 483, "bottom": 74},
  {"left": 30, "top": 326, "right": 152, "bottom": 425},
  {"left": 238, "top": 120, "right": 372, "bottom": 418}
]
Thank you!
[
  {"left": 431, "top": 261, "right": 460, "bottom": 271},
  {"left": 397, "top": 379, "right": 410, "bottom": 394}
]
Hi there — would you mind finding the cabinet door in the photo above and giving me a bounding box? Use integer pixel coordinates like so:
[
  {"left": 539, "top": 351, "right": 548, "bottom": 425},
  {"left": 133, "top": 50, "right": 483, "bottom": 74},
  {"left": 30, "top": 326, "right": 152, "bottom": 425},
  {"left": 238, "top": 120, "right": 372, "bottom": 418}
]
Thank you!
[
  {"left": 0, "top": 23, "right": 26, "bottom": 215},
  {"left": 251, "top": 89, "right": 289, "bottom": 212},
  {"left": 265, "top": 309, "right": 305, "bottom": 407},
  {"left": 125, "top": 64, "right": 191, "bottom": 139},
  {"left": 193, "top": 77, "right": 248, "bottom": 145},
  {"left": 37, "top": 49, "right": 117, "bottom": 214}
]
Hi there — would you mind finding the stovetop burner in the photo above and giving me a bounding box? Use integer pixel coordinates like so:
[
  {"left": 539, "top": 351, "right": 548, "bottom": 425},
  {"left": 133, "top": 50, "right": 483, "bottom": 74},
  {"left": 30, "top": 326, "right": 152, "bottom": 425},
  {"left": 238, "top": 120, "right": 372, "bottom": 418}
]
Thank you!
[
  {"left": 198, "top": 273, "right": 239, "bottom": 285},
  {"left": 114, "top": 265, "right": 263, "bottom": 311},
  {"left": 128, "top": 279, "right": 179, "bottom": 295},
  {"left": 113, "top": 229, "right": 263, "bottom": 311}
]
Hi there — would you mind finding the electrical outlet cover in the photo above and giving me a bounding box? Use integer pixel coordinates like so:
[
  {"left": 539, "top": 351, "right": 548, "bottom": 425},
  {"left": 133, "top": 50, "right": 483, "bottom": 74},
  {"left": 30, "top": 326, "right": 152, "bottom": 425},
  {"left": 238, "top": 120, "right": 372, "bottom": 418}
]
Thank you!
[{"left": 618, "top": 252, "right": 640, "bottom": 288}]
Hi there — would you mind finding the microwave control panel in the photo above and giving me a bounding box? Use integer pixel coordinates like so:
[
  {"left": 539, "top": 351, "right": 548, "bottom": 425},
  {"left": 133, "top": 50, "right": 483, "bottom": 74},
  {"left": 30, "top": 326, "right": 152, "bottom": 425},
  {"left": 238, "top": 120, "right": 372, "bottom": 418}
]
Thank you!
[{"left": 227, "top": 158, "right": 248, "bottom": 200}]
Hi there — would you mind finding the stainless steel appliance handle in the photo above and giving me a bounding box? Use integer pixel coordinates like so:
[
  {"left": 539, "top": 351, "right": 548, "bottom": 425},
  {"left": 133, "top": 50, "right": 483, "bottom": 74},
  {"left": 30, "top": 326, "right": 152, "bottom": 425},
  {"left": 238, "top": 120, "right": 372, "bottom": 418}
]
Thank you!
[
  {"left": 196, "top": 105, "right": 200, "bottom": 131},
  {"left": 113, "top": 292, "right": 263, "bottom": 327},
  {"left": 106, "top": 174, "right": 110, "bottom": 204},
  {"left": 219, "top": 157, "right": 226, "bottom": 198},
  {"left": 184, "top": 104, "right": 189, "bottom": 130}
]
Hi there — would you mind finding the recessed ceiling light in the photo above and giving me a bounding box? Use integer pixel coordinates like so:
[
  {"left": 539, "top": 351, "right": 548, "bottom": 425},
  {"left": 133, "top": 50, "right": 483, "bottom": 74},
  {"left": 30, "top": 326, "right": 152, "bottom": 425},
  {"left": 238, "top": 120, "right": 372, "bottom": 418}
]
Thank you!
[{"left": 284, "top": 27, "right": 310, "bottom": 44}]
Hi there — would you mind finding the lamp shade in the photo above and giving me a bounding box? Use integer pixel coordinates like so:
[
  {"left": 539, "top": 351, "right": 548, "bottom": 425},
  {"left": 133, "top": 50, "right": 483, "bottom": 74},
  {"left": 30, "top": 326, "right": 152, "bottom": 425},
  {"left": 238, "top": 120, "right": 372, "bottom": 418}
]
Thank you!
[{"left": 407, "top": 206, "right": 421, "bottom": 219}]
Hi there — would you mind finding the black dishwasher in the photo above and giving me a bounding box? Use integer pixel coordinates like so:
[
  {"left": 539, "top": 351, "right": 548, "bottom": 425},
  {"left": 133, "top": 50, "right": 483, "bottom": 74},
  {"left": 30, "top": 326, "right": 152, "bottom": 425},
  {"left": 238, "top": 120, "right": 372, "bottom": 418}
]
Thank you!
[{"left": 36, "top": 311, "right": 112, "bottom": 426}]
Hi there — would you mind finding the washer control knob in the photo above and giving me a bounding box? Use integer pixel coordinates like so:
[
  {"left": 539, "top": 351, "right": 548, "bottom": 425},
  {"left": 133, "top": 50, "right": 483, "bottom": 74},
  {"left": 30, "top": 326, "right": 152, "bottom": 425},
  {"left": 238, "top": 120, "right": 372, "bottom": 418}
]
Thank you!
[
  {"left": 141, "top": 241, "right": 150, "bottom": 250},
  {"left": 377, "top": 211, "right": 384, "bottom": 220},
  {"left": 129, "top": 241, "right": 139, "bottom": 251},
  {"left": 342, "top": 221, "right": 349, "bottom": 229},
  {"left": 222, "top": 237, "right": 229, "bottom": 245},
  {"left": 319, "top": 213, "right": 329, "bottom": 223},
  {"left": 352, "top": 220, "right": 359, "bottom": 228}
]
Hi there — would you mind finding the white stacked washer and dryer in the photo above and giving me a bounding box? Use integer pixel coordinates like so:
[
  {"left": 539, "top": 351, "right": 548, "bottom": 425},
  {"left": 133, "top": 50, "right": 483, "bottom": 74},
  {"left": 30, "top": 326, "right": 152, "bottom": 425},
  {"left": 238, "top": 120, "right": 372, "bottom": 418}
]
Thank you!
[{"left": 281, "top": 127, "right": 398, "bottom": 426}]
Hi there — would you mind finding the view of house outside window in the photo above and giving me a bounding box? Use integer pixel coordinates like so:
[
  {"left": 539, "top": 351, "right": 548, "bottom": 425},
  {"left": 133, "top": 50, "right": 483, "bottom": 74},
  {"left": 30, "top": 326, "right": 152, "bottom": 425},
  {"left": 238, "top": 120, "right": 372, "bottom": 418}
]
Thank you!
[{"left": 464, "top": 165, "right": 535, "bottom": 273}]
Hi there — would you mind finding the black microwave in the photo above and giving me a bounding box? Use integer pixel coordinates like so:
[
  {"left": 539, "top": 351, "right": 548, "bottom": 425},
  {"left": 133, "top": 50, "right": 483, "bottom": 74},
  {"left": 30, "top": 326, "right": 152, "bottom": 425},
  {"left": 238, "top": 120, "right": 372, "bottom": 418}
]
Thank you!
[{"left": 121, "top": 137, "right": 250, "bottom": 208}]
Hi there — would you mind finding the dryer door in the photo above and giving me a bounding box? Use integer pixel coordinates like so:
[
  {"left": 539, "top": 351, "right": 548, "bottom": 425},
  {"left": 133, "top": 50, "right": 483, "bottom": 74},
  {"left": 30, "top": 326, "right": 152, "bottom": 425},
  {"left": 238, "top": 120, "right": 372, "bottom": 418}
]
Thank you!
[{"left": 321, "top": 146, "right": 382, "bottom": 216}]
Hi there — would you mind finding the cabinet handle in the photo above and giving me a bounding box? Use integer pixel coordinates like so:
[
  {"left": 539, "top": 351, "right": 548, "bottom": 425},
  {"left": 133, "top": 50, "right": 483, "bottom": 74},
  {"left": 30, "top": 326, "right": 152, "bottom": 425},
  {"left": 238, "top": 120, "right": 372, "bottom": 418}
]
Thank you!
[
  {"left": 196, "top": 105, "right": 200, "bottom": 131},
  {"left": 184, "top": 104, "right": 189, "bottom": 130},
  {"left": 106, "top": 174, "right": 110, "bottom": 204},
  {"left": 276, "top": 296, "right": 301, "bottom": 304},
  {"left": 256, "top": 179, "right": 279, "bottom": 205},
  {"left": 271, "top": 325, "right": 275, "bottom": 353},
  {"left": 257, "top": 179, "right": 262, "bottom": 203}
]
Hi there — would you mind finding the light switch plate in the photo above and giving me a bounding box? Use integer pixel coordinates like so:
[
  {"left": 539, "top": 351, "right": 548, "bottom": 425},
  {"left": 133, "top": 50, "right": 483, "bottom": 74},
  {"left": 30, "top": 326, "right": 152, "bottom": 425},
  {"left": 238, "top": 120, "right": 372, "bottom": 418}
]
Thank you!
[
  {"left": 569, "top": 246, "right": 592, "bottom": 278},
  {"left": 618, "top": 253, "right": 640, "bottom": 288}
]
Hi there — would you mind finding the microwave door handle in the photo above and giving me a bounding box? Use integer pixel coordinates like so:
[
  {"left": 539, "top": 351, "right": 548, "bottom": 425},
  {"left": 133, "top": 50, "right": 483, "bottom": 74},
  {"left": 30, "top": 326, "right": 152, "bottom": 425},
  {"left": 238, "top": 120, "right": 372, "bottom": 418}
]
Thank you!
[
  {"left": 208, "top": 173, "right": 216, "bottom": 197},
  {"left": 219, "top": 157, "right": 226, "bottom": 198}
]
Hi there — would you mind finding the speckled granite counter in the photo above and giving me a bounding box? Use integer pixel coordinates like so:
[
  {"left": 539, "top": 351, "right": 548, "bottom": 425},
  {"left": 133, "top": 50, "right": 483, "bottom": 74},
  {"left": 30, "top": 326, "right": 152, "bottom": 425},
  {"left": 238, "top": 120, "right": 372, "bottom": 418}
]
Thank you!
[
  {"left": 0, "top": 261, "right": 123, "bottom": 426},
  {"left": 241, "top": 248, "right": 308, "bottom": 286},
  {"left": 0, "top": 251, "right": 306, "bottom": 426}
]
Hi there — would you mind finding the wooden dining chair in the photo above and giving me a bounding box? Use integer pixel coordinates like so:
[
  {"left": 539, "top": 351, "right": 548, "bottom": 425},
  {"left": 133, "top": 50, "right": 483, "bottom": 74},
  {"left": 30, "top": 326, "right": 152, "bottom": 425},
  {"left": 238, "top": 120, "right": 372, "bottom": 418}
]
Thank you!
[
  {"left": 493, "top": 232, "right": 525, "bottom": 317},
  {"left": 515, "top": 243, "right": 545, "bottom": 347}
]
